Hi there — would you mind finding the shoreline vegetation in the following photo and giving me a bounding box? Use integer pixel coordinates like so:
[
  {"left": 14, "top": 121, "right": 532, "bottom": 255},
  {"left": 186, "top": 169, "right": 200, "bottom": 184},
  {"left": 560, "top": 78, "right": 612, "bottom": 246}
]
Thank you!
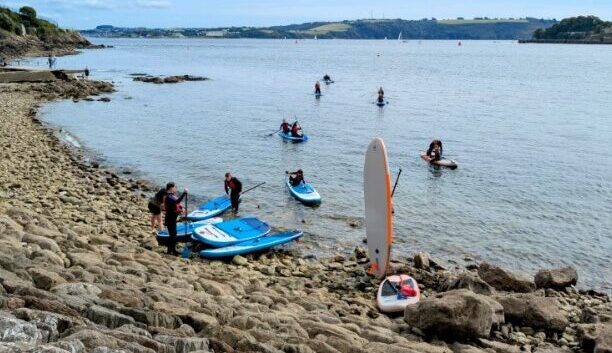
[
  {"left": 81, "top": 17, "right": 556, "bottom": 40},
  {"left": 521, "top": 16, "right": 612, "bottom": 44},
  {"left": 1, "top": 6, "right": 611, "bottom": 353}
]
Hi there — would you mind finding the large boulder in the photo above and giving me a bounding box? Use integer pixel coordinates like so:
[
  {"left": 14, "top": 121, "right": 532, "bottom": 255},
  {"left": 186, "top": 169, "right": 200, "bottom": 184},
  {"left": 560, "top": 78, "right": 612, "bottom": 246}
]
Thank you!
[
  {"left": 28, "top": 268, "right": 67, "bottom": 290},
  {"left": 85, "top": 305, "right": 136, "bottom": 329},
  {"left": 495, "top": 293, "right": 568, "bottom": 332},
  {"left": 0, "top": 311, "right": 42, "bottom": 344},
  {"left": 534, "top": 267, "right": 578, "bottom": 290},
  {"left": 478, "top": 263, "right": 535, "bottom": 293},
  {"left": 576, "top": 323, "right": 612, "bottom": 353},
  {"left": 440, "top": 271, "right": 495, "bottom": 296},
  {"left": 404, "top": 289, "right": 504, "bottom": 341}
]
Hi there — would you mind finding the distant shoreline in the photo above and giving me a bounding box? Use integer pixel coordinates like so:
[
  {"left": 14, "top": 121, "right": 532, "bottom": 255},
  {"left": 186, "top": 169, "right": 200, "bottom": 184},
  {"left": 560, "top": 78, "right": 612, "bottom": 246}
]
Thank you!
[{"left": 519, "top": 39, "right": 612, "bottom": 44}]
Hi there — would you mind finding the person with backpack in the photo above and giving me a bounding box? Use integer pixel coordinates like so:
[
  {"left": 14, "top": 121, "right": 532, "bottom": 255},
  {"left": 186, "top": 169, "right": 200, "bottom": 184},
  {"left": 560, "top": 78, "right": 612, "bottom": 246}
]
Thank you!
[
  {"left": 147, "top": 187, "right": 166, "bottom": 232},
  {"left": 163, "top": 182, "right": 188, "bottom": 256}
]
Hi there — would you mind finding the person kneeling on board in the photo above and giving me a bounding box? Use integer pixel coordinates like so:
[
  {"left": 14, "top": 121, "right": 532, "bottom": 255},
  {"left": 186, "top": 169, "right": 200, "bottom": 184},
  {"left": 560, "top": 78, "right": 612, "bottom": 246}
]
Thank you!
[
  {"left": 426, "top": 139, "right": 443, "bottom": 158},
  {"left": 323, "top": 74, "right": 331, "bottom": 81},
  {"left": 224, "top": 172, "right": 242, "bottom": 213},
  {"left": 280, "top": 119, "right": 291, "bottom": 134},
  {"left": 164, "top": 182, "right": 188, "bottom": 256},
  {"left": 315, "top": 81, "right": 321, "bottom": 94},
  {"left": 291, "top": 121, "right": 303, "bottom": 138},
  {"left": 287, "top": 169, "right": 305, "bottom": 186}
]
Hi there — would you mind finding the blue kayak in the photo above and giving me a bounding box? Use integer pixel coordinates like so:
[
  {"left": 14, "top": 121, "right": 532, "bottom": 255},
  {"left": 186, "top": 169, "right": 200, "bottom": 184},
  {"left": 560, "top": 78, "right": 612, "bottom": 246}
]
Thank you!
[
  {"left": 191, "top": 217, "right": 271, "bottom": 247},
  {"left": 185, "top": 195, "right": 235, "bottom": 221},
  {"left": 278, "top": 131, "right": 309, "bottom": 142},
  {"left": 157, "top": 217, "right": 222, "bottom": 243},
  {"left": 286, "top": 176, "right": 321, "bottom": 205},
  {"left": 376, "top": 101, "right": 388, "bottom": 107},
  {"left": 199, "top": 230, "right": 303, "bottom": 259}
]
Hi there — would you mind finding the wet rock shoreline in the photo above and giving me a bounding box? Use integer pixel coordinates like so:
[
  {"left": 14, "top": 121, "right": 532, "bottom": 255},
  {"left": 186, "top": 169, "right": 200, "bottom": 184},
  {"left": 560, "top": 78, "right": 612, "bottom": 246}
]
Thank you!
[{"left": 0, "top": 79, "right": 610, "bottom": 352}]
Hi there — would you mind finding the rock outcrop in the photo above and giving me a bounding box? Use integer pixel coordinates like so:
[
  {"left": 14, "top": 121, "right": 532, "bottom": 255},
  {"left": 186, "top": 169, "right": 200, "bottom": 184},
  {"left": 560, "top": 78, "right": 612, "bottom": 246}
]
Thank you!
[
  {"left": 495, "top": 293, "right": 569, "bottom": 332},
  {"left": 478, "top": 263, "right": 535, "bottom": 293},
  {"left": 534, "top": 267, "right": 578, "bottom": 290}
]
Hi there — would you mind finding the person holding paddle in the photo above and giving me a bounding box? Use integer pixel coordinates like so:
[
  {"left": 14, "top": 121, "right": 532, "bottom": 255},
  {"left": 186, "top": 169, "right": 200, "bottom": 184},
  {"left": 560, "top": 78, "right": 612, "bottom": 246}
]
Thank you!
[
  {"left": 224, "top": 172, "right": 242, "bottom": 213},
  {"left": 280, "top": 119, "right": 291, "bottom": 134},
  {"left": 163, "top": 182, "right": 188, "bottom": 256}
]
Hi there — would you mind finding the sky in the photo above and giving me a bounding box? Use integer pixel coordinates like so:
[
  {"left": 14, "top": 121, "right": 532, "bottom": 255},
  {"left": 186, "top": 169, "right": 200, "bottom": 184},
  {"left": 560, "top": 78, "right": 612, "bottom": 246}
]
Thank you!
[{"left": 1, "top": 0, "right": 611, "bottom": 29}]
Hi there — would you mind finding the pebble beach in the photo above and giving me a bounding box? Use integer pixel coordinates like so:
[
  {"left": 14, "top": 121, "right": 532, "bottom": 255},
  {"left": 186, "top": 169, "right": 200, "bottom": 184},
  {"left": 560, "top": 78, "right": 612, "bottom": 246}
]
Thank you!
[{"left": 0, "top": 77, "right": 611, "bottom": 353}]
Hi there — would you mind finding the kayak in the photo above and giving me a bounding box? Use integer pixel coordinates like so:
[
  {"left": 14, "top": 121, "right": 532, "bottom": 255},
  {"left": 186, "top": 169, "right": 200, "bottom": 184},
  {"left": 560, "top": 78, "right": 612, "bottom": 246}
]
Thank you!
[
  {"left": 377, "top": 275, "right": 421, "bottom": 313},
  {"left": 185, "top": 195, "right": 235, "bottom": 221},
  {"left": 286, "top": 176, "right": 321, "bottom": 205},
  {"left": 199, "top": 230, "right": 303, "bottom": 259},
  {"left": 191, "top": 217, "right": 271, "bottom": 247},
  {"left": 278, "top": 131, "right": 308, "bottom": 142},
  {"left": 420, "top": 152, "right": 458, "bottom": 169},
  {"left": 157, "top": 217, "right": 223, "bottom": 244}
]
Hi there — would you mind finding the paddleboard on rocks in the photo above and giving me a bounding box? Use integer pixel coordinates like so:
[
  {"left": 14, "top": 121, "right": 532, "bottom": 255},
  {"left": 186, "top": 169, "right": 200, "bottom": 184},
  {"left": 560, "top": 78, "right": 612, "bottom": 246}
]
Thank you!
[
  {"left": 377, "top": 274, "right": 421, "bottom": 313},
  {"left": 157, "top": 217, "right": 222, "bottom": 244},
  {"left": 364, "top": 137, "right": 393, "bottom": 279}
]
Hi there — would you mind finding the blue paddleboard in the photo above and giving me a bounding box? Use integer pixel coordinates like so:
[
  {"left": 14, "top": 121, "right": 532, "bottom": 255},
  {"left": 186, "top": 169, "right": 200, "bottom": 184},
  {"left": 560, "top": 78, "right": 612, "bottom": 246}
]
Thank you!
[
  {"left": 278, "top": 131, "right": 308, "bottom": 142},
  {"left": 186, "top": 195, "right": 235, "bottom": 221},
  {"left": 199, "top": 230, "right": 303, "bottom": 259},
  {"left": 286, "top": 176, "right": 321, "bottom": 205},
  {"left": 192, "top": 217, "right": 271, "bottom": 247},
  {"left": 376, "top": 101, "right": 388, "bottom": 107},
  {"left": 157, "top": 217, "right": 222, "bottom": 243}
]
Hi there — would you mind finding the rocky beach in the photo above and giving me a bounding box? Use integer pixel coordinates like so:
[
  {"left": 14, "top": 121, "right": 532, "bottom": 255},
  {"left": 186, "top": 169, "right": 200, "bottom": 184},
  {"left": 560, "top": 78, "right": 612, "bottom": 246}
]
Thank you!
[{"left": 0, "top": 74, "right": 611, "bottom": 352}]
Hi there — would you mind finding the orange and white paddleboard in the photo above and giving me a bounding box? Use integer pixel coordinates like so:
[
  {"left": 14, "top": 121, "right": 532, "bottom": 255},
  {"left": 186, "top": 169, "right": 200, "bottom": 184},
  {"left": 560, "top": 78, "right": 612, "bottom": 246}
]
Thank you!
[{"left": 364, "top": 137, "right": 393, "bottom": 279}]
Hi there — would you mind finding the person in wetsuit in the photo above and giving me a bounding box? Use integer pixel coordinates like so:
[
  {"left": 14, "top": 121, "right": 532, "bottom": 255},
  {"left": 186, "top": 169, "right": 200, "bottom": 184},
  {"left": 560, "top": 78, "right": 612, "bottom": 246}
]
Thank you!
[
  {"left": 378, "top": 87, "right": 385, "bottom": 96},
  {"left": 148, "top": 187, "right": 166, "bottom": 232},
  {"left": 224, "top": 172, "right": 242, "bottom": 213},
  {"left": 426, "top": 139, "right": 443, "bottom": 158},
  {"left": 377, "top": 93, "right": 385, "bottom": 103},
  {"left": 429, "top": 144, "right": 442, "bottom": 162},
  {"left": 287, "top": 169, "right": 305, "bottom": 187},
  {"left": 163, "top": 182, "right": 187, "bottom": 256},
  {"left": 280, "top": 119, "right": 291, "bottom": 134},
  {"left": 291, "top": 121, "right": 303, "bottom": 138},
  {"left": 323, "top": 74, "right": 331, "bottom": 82},
  {"left": 315, "top": 81, "right": 321, "bottom": 94}
]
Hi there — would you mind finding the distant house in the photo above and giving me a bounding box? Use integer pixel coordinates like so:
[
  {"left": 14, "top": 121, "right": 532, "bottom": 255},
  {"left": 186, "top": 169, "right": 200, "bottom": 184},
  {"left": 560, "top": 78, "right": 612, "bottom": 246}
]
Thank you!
[{"left": 205, "top": 30, "right": 227, "bottom": 37}]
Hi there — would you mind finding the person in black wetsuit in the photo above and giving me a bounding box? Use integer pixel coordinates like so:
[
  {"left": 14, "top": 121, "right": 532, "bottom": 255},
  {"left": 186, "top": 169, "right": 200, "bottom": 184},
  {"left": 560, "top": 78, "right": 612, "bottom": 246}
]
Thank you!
[
  {"left": 148, "top": 187, "right": 166, "bottom": 232},
  {"left": 280, "top": 119, "right": 291, "bottom": 133},
  {"left": 287, "top": 169, "right": 305, "bottom": 186},
  {"left": 224, "top": 172, "right": 242, "bottom": 213},
  {"left": 426, "top": 139, "right": 443, "bottom": 158},
  {"left": 323, "top": 74, "right": 331, "bottom": 82},
  {"left": 163, "top": 182, "right": 187, "bottom": 256},
  {"left": 291, "top": 121, "right": 303, "bottom": 138}
]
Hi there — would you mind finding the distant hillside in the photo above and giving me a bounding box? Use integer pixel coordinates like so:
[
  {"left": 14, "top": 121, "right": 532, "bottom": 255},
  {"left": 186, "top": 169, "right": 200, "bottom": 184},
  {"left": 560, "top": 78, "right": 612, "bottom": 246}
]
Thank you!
[
  {"left": 525, "top": 15, "right": 612, "bottom": 43},
  {"left": 82, "top": 17, "right": 557, "bottom": 40},
  {"left": 0, "top": 6, "right": 92, "bottom": 59}
]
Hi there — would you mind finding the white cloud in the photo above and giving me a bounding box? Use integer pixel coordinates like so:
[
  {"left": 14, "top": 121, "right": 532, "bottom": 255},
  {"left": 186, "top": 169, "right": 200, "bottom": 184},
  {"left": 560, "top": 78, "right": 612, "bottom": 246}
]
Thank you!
[{"left": 135, "top": 0, "right": 171, "bottom": 8}]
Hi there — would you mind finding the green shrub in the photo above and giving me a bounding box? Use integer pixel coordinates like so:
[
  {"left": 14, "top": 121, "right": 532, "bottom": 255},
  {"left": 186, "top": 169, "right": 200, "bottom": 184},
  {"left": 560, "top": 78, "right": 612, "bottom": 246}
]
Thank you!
[
  {"left": 19, "top": 6, "right": 36, "bottom": 20},
  {"left": 0, "top": 12, "right": 17, "bottom": 33}
]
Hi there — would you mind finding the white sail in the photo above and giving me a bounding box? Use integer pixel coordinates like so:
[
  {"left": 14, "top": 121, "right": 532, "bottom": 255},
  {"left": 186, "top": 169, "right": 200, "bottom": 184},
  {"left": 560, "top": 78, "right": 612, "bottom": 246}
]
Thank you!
[{"left": 398, "top": 31, "right": 402, "bottom": 41}]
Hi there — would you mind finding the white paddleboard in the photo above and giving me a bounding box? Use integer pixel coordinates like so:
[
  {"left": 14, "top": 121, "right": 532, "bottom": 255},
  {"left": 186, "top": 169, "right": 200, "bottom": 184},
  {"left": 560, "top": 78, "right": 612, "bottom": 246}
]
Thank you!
[
  {"left": 377, "top": 275, "right": 421, "bottom": 313},
  {"left": 364, "top": 137, "right": 393, "bottom": 279}
]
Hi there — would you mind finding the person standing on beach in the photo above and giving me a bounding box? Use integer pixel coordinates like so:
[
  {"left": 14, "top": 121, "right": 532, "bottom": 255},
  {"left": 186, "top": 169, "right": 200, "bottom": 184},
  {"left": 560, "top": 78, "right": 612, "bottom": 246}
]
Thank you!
[
  {"left": 224, "top": 172, "right": 242, "bottom": 213},
  {"left": 163, "top": 182, "right": 187, "bottom": 256},
  {"left": 147, "top": 187, "right": 166, "bottom": 232}
]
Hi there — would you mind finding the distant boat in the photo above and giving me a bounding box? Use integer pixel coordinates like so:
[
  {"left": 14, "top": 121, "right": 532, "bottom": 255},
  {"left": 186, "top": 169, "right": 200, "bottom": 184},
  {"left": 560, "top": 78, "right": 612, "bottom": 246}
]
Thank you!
[
  {"left": 398, "top": 32, "right": 402, "bottom": 41},
  {"left": 314, "top": 35, "right": 318, "bottom": 40},
  {"left": 384, "top": 36, "right": 387, "bottom": 40},
  {"left": 458, "top": 41, "right": 462, "bottom": 46}
]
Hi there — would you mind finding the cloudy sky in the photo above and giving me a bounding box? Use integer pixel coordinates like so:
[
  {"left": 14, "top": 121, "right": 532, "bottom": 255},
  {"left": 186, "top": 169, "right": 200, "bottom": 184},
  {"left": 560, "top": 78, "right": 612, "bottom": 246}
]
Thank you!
[{"left": 1, "top": 0, "right": 611, "bottom": 29}]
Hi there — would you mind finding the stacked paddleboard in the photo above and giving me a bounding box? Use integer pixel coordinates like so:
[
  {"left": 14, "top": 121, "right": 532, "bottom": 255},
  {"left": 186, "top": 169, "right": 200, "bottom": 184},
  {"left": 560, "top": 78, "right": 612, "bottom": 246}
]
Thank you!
[{"left": 364, "top": 138, "right": 420, "bottom": 313}]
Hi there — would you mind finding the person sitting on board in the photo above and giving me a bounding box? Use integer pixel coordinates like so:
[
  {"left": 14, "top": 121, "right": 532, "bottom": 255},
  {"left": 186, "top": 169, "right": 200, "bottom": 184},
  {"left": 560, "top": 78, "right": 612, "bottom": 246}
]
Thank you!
[
  {"left": 378, "top": 87, "right": 385, "bottom": 97},
  {"left": 323, "top": 74, "right": 331, "bottom": 82},
  {"left": 163, "top": 182, "right": 188, "bottom": 256},
  {"left": 426, "top": 139, "right": 443, "bottom": 157},
  {"left": 147, "top": 187, "right": 166, "bottom": 232},
  {"left": 288, "top": 169, "right": 305, "bottom": 187},
  {"left": 315, "top": 81, "right": 321, "bottom": 94},
  {"left": 280, "top": 119, "right": 291, "bottom": 134},
  {"left": 224, "top": 172, "right": 242, "bottom": 213},
  {"left": 291, "top": 121, "right": 303, "bottom": 138}
]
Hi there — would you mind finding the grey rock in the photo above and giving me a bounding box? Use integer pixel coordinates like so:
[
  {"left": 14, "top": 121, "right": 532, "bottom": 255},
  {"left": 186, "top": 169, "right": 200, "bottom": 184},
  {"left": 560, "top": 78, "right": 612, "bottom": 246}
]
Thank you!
[
  {"left": 440, "top": 271, "right": 495, "bottom": 296},
  {"left": 534, "top": 267, "right": 578, "bottom": 290},
  {"left": 495, "top": 293, "right": 569, "bottom": 332},
  {"left": 86, "top": 305, "right": 136, "bottom": 329},
  {"left": 154, "top": 335, "right": 210, "bottom": 353},
  {"left": 0, "top": 312, "right": 42, "bottom": 344},
  {"left": 414, "top": 252, "right": 430, "bottom": 270},
  {"left": 576, "top": 323, "right": 612, "bottom": 353},
  {"left": 478, "top": 263, "right": 535, "bottom": 293}
]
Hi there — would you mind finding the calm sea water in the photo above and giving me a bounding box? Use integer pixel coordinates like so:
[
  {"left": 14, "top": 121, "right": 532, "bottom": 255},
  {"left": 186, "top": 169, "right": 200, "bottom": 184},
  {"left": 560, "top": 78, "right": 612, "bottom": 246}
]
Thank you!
[{"left": 23, "top": 39, "right": 612, "bottom": 291}]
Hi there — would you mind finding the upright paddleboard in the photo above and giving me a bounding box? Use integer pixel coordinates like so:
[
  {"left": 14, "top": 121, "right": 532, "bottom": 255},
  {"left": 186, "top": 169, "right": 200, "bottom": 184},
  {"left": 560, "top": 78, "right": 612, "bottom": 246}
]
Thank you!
[{"left": 364, "top": 138, "right": 393, "bottom": 279}]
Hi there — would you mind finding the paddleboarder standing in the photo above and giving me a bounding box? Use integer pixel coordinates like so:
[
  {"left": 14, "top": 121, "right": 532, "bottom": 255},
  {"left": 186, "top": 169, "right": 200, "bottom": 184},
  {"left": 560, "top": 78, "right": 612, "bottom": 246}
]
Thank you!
[
  {"left": 224, "top": 172, "right": 242, "bottom": 213},
  {"left": 163, "top": 182, "right": 187, "bottom": 256}
]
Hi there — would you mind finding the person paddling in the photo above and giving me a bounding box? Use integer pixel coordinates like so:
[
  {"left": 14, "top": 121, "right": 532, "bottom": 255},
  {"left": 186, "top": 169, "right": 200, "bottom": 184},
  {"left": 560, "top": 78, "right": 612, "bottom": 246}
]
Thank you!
[
  {"left": 291, "top": 121, "right": 303, "bottom": 138},
  {"left": 315, "top": 81, "right": 321, "bottom": 95},
  {"left": 224, "top": 172, "right": 242, "bottom": 213},
  {"left": 280, "top": 119, "right": 291, "bottom": 134},
  {"left": 163, "top": 182, "right": 188, "bottom": 256},
  {"left": 323, "top": 74, "right": 331, "bottom": 82},
  {"left": 287, "top": 169, "right": 305, "bottom": 186}
]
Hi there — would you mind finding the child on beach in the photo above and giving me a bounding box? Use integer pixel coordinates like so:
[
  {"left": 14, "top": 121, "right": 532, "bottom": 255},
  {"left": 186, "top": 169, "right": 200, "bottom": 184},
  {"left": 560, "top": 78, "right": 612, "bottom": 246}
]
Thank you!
[{"left": 148, "top": 188, "right": 166, "bottom": 232}]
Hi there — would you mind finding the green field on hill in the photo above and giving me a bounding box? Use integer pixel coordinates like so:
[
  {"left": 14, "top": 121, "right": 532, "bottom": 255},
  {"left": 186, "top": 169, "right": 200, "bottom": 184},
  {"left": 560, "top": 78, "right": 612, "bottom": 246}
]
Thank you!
[{"left": 438, "top": 19, "right": 529, "bottom": 25}]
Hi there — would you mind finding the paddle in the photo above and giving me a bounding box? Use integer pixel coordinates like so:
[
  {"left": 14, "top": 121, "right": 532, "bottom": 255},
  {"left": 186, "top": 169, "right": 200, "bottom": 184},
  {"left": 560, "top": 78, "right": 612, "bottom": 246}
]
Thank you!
[
  {"left": 267, "top": 129, "right": 280, "bottom": 137},
  {"left": 391, "top": 168, "right": 402, "bottom": 198},
  {"left": 240, "top": 182, "right": 266, "bottom": 196}
]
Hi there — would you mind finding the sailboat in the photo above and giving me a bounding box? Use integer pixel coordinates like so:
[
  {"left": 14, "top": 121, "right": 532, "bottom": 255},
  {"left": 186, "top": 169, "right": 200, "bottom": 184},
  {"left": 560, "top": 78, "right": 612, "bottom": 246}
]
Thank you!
[
  {"left": 314, "top": 34, "right": 318, "bottom": 40},
  {"left": 398, "top": 31, "right": 402, "bottom": 41}
]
